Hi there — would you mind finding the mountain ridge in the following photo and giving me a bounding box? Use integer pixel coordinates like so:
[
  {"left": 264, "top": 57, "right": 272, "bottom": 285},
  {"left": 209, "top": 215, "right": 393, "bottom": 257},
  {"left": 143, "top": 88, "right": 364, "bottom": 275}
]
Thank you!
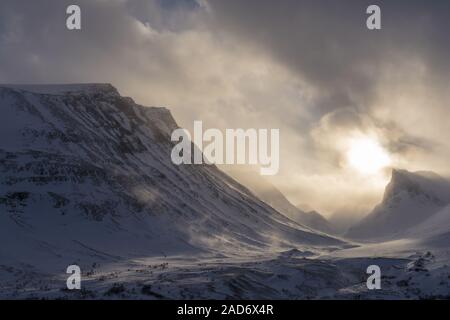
[{"left": 0, "top": 83, "right": 344, "bottom": 270}]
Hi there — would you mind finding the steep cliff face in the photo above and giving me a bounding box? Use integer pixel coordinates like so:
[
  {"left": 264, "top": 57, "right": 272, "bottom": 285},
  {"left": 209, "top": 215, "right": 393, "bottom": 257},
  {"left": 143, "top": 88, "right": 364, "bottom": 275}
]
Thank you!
[{"left": 0, "top": 84, "right": 342, "bottom": 268}]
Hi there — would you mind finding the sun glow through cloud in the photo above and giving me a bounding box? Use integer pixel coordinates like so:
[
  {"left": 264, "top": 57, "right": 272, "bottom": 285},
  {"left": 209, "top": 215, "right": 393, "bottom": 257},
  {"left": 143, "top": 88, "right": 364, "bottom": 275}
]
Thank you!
[{"left": 346, "top": 137, "right": 391, "bottom": 175}]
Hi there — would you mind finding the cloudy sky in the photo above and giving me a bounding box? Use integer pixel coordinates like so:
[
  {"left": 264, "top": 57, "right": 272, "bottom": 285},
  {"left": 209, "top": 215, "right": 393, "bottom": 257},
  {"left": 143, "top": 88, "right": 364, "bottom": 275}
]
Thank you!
[{"left": 1, "top": 0, "right": 449, "bottom": 218}]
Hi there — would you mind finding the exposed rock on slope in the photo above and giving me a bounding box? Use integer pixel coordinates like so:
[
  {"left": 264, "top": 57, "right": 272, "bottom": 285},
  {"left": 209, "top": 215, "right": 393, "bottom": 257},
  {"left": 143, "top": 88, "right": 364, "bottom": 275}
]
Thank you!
[{"left": 0, "top": 84, "right": 343, "bottom": 268}]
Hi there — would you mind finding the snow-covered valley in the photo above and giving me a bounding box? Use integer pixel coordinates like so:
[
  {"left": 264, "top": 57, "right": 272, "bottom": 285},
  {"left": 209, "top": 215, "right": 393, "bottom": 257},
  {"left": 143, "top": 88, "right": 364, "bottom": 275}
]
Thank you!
[
  {"left": 2, "top": 245, "right": 450, "bottom": 299},
  {"left": 1, "top": 84, "right": 449, "bottom": 299}
]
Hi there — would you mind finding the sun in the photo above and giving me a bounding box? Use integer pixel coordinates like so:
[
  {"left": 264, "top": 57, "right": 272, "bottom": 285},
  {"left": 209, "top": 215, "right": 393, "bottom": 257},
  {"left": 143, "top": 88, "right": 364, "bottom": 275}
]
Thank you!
[{"left": 346, "top": 137, "right": 391, "bottom": 175}]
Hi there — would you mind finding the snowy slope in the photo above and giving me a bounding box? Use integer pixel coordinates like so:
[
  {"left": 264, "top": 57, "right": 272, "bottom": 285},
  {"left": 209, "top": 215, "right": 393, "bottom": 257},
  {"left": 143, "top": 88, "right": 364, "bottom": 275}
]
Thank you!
[
  {"left": 0, "top": 84, "right": 344, "bottom": 272},
  {"left": 1, "top": 85, "right": 450, "bottom": 300},
  {"left": 225, "top": 168, "right": 336, "bottom": 234},
  {"left": 404, "top": 205, "right": 450, "bottom": 246},
  {"left": 346, "top": 169, "right": 450, "bottom": 240}
]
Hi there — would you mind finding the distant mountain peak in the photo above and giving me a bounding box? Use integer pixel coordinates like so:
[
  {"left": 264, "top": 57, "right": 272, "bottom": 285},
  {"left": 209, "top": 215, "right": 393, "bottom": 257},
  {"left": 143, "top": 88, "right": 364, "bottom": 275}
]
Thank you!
[
  {"left": 384, "top": 168, "right": 450, "bottom": 205},
  {"left": 390, "top": 168, "right": 440, "bottom": 185},
  {"left": 384, "top": 169, "right": 421, "bottom": 201},
  {"left": 347, "top": 168, "right": 450, "bottom": 240}
]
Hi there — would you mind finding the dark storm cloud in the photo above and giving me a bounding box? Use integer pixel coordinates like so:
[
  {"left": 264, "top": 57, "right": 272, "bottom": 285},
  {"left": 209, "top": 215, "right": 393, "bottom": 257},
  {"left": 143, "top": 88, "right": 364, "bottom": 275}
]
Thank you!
[
  {"left": 0, "top": 0, "right": 200, "bottom": 83},
  {"left": 207, "top": 0, "right": 450, "bottom": 115},
  {"left": 0, "top": 0, "right": 130, "bottom": 82},
  {"left": 2, "top": 0, "right": 449, "bottom": 117}
]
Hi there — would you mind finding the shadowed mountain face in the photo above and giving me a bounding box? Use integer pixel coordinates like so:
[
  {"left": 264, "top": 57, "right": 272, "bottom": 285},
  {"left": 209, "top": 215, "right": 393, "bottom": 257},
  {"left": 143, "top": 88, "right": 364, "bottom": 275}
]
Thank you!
[
  {"left": 0, "top": 84, "right": 343, "bottom": 269},
  {"left": 346, "top": 169, "right": 450, "bottom": 240}
]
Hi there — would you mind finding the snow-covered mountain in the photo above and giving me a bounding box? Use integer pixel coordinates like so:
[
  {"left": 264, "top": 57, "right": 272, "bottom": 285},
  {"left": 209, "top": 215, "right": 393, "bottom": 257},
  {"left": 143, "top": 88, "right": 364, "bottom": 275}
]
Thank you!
[
  {"left": 346, "top": 169, "right": 450, "bottom": 240},
  {"left": 0, "top": 84, "right": 343, "bottom": 271},
  {"left": 225, "top": 168, "right": 336, "bottom": 234},
  {"left": 2, "top": 85, "right": 450, "bottom": 300}
]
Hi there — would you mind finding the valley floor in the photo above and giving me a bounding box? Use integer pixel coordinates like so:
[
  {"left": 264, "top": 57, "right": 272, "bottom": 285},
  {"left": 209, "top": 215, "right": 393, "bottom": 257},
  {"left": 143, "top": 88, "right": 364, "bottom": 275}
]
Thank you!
[{"left": 1, "top": 241, "right": 450, "bottom": 299}]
